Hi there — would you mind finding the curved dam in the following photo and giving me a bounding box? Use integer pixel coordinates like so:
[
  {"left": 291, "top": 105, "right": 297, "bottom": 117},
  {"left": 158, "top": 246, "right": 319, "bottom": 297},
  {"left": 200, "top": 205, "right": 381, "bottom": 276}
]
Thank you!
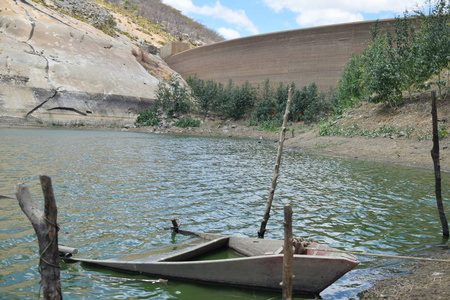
[{"left": 165, "top": 19, "right": 393, "bottom": 90}]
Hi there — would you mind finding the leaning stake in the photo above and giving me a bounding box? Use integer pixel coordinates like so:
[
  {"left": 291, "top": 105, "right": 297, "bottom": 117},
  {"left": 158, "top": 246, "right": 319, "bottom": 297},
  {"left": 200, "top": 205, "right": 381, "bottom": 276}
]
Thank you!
[
  {"left": 15, "top": 175, "right": 62, "bottom": 300},
  {"left": 430, "top": 91, "right": 449, "bottom": 238},
  {"left": 258, "top": 87, "right": 293, "bottom": 238},
  {"left": 281, "top": 204, "right": 294, "bottom": 300}
]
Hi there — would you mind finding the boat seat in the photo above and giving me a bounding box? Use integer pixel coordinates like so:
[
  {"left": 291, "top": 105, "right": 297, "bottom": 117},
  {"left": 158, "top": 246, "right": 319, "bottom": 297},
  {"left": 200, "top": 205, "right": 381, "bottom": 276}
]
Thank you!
[
  {"left": 158, "top": 236, "right": 229, "bottom": 262},
  {"left": 265, "top": 246, "right": 284, "bottom": 255}
]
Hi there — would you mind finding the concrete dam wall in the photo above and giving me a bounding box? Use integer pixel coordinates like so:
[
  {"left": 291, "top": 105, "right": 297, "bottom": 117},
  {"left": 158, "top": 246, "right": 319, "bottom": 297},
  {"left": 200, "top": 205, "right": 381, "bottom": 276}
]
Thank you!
[{"left": 165, "top": 19, "right": 393, "bottom": 91}]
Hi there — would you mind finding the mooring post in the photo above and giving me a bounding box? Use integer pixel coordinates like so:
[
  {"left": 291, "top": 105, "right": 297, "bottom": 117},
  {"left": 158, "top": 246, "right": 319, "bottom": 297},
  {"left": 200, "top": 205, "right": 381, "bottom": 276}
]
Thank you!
[
  {"left": 15, "top": 175, "right": 62, "bottom": 300},
  {"left": 431, "top": 91, "right": 449, "bottom": 238},
  {"left": 281, "top": 204, "right": 293, "bottom": 300}
]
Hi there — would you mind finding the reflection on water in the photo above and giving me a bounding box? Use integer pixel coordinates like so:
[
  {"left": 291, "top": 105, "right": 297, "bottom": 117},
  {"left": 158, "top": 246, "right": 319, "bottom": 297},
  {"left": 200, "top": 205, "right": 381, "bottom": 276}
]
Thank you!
[{"left": 1, "top": 128, "right": 448, "bottom": 299}]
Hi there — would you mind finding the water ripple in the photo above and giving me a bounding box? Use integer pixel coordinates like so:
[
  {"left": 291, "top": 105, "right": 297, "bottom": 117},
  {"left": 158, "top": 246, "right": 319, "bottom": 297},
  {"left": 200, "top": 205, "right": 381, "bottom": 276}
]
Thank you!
[{"left": 1, "top": 128, "right": 449, "bottom": 299}]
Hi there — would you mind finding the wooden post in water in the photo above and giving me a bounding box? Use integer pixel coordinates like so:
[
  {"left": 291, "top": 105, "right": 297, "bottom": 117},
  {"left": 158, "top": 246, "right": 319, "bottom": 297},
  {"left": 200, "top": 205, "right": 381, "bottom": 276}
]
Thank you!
[
  {"left": 281, "top": 204, "right": 293, "bottom": 300},
  {"left": 15, "top": 175, "right": 62, "bottom": 300},
  {"left": 258, "top": 87, "right": 293, "bottom": 238},
  {"left": 430, "top": 91, "right": 449, "bottom": 238}
]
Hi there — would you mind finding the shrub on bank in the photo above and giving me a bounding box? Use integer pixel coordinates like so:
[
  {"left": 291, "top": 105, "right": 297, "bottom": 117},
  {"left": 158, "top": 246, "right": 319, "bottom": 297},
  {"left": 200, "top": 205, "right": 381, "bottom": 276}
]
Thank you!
[
  {"left": 173, "top": 118, "right": 201, "bottom": 128},
  {"left": 135, "top": 108, "right": 159, "bottom": 126}
]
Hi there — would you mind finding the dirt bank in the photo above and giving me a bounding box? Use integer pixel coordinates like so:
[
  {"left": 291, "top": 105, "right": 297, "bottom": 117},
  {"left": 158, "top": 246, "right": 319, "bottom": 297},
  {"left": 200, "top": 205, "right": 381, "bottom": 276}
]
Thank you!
[
  {"left": 358, "top": 249, "right": 450, "bottom": 300},
  {"left": 286, "top": 129, "right": 450, "bottom": 172},
  {"left": 130, "top": 117, "right": 449, "bottom": 173}
]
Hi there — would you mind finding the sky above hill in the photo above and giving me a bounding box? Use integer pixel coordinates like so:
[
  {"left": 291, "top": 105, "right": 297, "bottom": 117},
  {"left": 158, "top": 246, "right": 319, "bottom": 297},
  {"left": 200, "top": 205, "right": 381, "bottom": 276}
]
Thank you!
[{"left": 161, "top": 0, "right": 429, "bottom": 40}]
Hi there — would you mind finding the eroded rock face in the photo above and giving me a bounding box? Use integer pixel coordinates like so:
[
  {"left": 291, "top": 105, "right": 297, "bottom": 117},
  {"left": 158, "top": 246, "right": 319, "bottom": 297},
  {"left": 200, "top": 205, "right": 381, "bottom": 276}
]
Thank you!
[{"left": 0, "top": 0, "right": 170, "bottom": 126}]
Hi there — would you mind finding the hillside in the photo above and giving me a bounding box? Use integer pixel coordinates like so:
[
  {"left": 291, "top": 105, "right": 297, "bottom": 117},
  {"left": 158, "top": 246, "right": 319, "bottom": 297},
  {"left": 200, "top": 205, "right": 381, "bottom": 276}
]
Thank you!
[
  {"left": 101, "top": 0, "right": 224, "bottom": 46},
  {"left": 0, "top": 0, "right": 212, "bottom": 127}
]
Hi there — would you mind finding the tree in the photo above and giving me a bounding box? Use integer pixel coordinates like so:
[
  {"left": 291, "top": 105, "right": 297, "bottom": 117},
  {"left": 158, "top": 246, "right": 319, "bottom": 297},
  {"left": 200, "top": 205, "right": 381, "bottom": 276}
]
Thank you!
[
  {"left": 364, "top": 34, "right": 404, "bottom": 106},
  {"left": 390, "top": 15, "right": 424, "bottom": 101},
  {"left": 415, "top": 0, "right": 450, "bottom": 100},
  {"left": 335, "top": 53, "right": 367, "bottom": 114},
  {"left": 250, "top": 79, "right": 278, "bottom": 124}
]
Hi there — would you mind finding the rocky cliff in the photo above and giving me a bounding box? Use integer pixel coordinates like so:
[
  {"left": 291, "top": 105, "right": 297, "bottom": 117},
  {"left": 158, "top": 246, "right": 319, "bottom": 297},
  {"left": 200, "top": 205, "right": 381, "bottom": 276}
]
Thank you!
[{"left": 0, "top": 0, "right": 175, "bottom": 127}]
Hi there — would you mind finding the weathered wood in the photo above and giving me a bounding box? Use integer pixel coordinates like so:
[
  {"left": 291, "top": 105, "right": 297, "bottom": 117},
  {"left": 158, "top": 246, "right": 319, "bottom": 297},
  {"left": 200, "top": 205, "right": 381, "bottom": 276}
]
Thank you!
[
  {"left": 171, "top": 218, "right": 180, "bottom": 233},
  {"left": 258, "top": 87, "right": 293, "bottom": 238},
  {"left": 58, "top": 245, "right": 78, "bottom": 255},
  {"left": 431, "top": 91, "right": 449, "bottom": 238},
  {"left": 15, "top": 175, "right": 62, "bottom": 300},
  {"left": 281, "top": 204, "right": 294, "bottom": 300}
]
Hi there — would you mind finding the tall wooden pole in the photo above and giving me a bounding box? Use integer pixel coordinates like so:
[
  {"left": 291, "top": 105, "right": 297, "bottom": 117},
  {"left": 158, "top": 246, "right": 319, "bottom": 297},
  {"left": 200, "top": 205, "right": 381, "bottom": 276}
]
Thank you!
[
  {"left": 430, "top": 91, "right": 449, "bottom": 238},
  {"left": 15, "top": 175, "right": 62, "bottom": 300},
  {"left": 258, "top": 87, "right": 293, "bottom": 238},
  {"left": 281, "top": 204, "right": 293, "bottom": 300}
]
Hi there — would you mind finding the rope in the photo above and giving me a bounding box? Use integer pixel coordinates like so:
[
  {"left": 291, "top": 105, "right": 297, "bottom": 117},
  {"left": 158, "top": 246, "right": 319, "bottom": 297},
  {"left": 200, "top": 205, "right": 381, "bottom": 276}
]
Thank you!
[
  {"left": 305, "top": 247, "right": 450, "bottom": 263},
  {"left": 38, "top": 221, "right": 61, "bottom": 268}
]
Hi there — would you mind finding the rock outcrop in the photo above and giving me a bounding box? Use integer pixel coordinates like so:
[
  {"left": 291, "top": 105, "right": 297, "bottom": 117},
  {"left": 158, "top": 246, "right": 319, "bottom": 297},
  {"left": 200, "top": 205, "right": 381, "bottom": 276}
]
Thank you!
[{"left": 0, "top": 0, "right": 175, "bottom": 127}]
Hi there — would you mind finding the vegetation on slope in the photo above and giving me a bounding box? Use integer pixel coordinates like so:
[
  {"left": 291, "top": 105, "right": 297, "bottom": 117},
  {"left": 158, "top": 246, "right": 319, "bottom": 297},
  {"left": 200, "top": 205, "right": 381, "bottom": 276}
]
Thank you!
[
  {"left": 101, "top": 0, "right": 224, "bottom": 45},
  {"left": 335, "top": 0, "right": 450, "bottom": 113},
  {"left": 33, "top": 0, "right": 223, "bottom": 47}
]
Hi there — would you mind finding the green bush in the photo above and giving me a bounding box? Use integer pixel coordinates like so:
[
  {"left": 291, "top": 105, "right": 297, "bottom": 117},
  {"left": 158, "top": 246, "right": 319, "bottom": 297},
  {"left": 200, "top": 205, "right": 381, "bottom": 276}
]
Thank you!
[
  {"left": 318, "top": 120, "right": 342, "bottom": 136},
  {"left": 135, "top": 108, "right": 160, "bottom": 126},
  {"left": 257, "top": 117, "right": 282, "bottom": 132},
  {"left": 155, "top": 75, "right": 191, "bottom": 116},
  {"left": 439, "top": 122, "right": 448, "bottom": 140},
  {"left": 187, "top": 77, "right": 256, "bottom": 120},
  {"left": 186, "top": 75, "right": 219, "bottom": 117},
  {"left": 187, "top": 76, "right": 330, "bottom": 124},
  {"left": 173, "top": 118, "right": 201, "bottom": 128},
  {"left": 335, "top": 54, "right": 368, "bottom": 114},
  {"left": 250, "top": 79, "right": 278, "bottom": 124},
  {"left": 221, "top": 81, "right": 256, "bottom": 120}
]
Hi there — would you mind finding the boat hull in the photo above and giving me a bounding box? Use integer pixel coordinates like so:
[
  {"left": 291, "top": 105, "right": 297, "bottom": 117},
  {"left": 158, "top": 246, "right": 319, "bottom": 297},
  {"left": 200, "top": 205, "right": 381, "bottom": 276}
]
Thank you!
[
  {"left": 73, "top": 252, "right": 358, "bottom": 294},
  {"left": 66, "top": 232, "right": 359, "bottom": 295}
]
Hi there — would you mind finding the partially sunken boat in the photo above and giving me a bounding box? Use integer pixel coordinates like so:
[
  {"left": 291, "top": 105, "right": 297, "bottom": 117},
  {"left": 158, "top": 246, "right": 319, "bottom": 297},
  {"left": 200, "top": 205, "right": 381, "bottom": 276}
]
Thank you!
[{"left": 63, "top": 230, "right": 359, "bottom": 295}]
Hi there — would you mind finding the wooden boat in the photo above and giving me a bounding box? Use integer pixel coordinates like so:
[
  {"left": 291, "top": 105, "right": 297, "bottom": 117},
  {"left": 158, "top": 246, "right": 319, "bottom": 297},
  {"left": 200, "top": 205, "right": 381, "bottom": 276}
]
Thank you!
[{"left": 62, "top": 230, "right": 359, "bottom": 295}]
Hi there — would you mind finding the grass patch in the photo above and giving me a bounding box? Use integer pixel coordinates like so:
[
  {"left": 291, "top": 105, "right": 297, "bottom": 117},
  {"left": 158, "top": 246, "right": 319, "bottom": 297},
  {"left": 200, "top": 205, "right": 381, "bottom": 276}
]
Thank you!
[
  {"left": 319, "top": 121, "right": 418, "bottom": 139},
  {"left": 173, "top": 118, "right": 201, "bottom": 128}
]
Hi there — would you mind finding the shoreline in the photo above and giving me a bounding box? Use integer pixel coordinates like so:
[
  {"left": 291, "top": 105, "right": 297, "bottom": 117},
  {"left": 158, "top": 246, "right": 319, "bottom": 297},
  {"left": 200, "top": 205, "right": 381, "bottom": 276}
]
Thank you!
[
  {"left": 130, "top": 121, "right": 449, "bottom": 173},
  {"left": 2, "top": 121, "right": 449, "bottom": 173}
]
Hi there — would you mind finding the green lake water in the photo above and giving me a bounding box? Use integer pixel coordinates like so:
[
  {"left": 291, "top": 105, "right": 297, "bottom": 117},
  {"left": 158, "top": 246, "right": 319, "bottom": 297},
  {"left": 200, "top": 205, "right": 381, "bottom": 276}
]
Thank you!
[{"left": 0, "top": 128, "right": 448, "bottom": 299}]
